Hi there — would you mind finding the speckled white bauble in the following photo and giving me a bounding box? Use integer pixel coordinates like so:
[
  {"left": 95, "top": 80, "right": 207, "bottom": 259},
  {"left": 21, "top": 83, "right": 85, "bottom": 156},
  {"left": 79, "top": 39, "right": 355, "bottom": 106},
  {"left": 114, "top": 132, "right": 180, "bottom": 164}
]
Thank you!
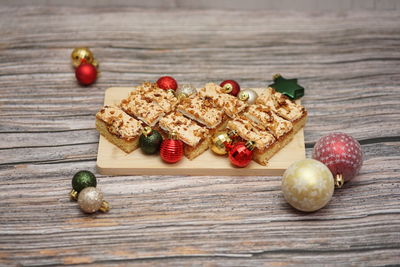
[
  {"left": 175, "top": 83, "right": 197, "bottom": 98},
  {"left": 78, "top": 187, "right": 108, "bottom": 213},
  {"left": 282, "top": 159, "right": 334, "bottom": 212}
]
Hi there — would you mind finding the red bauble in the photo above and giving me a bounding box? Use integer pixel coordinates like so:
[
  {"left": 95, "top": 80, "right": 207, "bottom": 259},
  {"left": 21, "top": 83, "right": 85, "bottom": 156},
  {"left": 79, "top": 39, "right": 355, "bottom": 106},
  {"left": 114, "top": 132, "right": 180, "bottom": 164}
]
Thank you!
[
  {"left": 313, "top": 132, "right": 363, "bottom": 186},
  {"left": 156, "top": 76, "right": 178, "bottom": 91},
  {"left": 160, "top": 138, "right": 183, "bottom": 163},
  {"left": 220, "top": 80, "right": 241, "bottom": 96},
  {"left": 228, "top": 142, "right": 253, "bottom": 168},
  {"left": 75, "top": 62, "right": 97, "bottom": 85}
]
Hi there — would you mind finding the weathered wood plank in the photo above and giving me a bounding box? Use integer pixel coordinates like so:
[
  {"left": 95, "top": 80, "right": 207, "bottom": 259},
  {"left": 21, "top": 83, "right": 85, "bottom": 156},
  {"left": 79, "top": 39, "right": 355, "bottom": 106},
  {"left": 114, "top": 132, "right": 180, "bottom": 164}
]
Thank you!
[{"left": 0, "top": 6, "right": 399, "bottom": 266}]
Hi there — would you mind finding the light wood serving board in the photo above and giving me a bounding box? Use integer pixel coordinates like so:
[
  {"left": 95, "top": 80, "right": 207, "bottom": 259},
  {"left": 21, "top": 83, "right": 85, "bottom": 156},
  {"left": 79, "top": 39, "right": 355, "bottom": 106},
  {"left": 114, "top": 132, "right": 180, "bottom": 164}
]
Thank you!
[{"left": 96, "top": 87, "right": 306, "bottom": 176}]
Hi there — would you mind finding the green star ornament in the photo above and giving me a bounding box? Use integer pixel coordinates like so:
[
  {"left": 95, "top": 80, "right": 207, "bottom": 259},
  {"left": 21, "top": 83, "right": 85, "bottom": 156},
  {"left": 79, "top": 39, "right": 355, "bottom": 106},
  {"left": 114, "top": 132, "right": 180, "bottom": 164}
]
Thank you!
[{"left": 269, "top": 74, "right": 304, "bottom": 100}]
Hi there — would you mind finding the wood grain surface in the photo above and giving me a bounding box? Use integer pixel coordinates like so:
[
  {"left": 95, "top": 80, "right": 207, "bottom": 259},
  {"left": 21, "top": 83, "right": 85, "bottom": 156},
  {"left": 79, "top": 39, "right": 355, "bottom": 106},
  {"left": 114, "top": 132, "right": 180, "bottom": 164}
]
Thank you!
[{"left": 0, "top": 6, "right": 399, "bottom": 266}]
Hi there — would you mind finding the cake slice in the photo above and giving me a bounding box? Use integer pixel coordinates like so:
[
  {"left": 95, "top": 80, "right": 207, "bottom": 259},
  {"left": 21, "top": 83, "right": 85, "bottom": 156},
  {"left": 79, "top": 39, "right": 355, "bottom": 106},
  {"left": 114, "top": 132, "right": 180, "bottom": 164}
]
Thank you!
[
  {"left": 256, "top": 87, "right": 307, "bottom": 133},
  {"left": 244, "top": 104, "right": 293, "bottom": 139},
  {"left": 176, "top": 95, "right": 226, "bottom": 130},
  {"left": 133, "top": 82, "right": 179, "bottom": 113},
  {"left": 159, "top": 112, "right": 210, "bottom": 160},
  {"left": 197, "top": 83, "right": 247, "bottom": 118},
  {"left": 96, "top": 105, "right": 143, "bottom": 153},
  {"left": 120, "top": 93, "right": 165, "bottom": 127},
  {"left": 227, "top": 116, "right": 281, "bottom": 166}
]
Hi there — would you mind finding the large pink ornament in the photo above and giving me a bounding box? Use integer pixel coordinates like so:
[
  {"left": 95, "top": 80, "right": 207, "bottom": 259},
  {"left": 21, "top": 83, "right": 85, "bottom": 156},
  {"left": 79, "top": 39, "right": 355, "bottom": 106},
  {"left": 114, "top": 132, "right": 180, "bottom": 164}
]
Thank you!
[{"left": 312, "top": 132, "right": 363, "bottom": 188}]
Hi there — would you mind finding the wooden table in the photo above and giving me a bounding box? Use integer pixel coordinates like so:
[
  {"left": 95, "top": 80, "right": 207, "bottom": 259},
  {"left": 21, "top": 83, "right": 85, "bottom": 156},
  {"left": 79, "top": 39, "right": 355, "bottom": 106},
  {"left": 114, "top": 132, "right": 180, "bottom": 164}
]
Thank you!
[{"left": 1, "top": 6, "right": 399, "bottom": 266}]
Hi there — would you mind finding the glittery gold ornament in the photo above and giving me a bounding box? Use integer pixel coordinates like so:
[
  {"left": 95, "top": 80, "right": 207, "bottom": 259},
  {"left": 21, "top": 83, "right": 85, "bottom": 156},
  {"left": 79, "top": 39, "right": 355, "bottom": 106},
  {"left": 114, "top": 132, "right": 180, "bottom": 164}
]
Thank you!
[
  {"left": 282, "top": 159, "right": 334, "bottom": 212},
  {"left": 71, "top": 47, "right": 94, "bottom": 67},
  {"left": 77, "top": 187, "right": 110, "bottom": 214},
  {"left": 211, "top": 130, "right": 237, "bottom": 155},
  {"left": 238, "top": 89, "right": 258, "bottom": 104}
]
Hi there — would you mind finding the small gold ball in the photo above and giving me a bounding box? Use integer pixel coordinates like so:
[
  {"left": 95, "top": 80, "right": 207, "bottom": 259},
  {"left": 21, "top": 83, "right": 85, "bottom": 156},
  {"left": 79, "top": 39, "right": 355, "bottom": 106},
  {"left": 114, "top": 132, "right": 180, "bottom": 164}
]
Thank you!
[
  {"left": 211, "top": 132, "right": 232, "bottom": 155},
  {"left": 282, "top": 159, "right": 334, "bottom": 212},
  {"left": 78, "top": 187, "right": 104, "bottom": 213},
  {"left": 71, "top": 47, "right": 94, "bottom": 67}
]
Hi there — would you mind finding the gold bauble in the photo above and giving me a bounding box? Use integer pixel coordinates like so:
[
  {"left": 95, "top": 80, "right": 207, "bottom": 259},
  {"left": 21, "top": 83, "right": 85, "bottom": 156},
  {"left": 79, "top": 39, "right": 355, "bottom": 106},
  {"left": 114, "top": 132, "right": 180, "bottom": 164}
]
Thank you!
[
  {"left": 211, "top": 132, "right": 232, "bottom": 155},
  {"left": 282, "top": 159, "right": 334, "bottom": 212},
  {"left": 71, "top": 47, "right": 94, "bottom": 67}
]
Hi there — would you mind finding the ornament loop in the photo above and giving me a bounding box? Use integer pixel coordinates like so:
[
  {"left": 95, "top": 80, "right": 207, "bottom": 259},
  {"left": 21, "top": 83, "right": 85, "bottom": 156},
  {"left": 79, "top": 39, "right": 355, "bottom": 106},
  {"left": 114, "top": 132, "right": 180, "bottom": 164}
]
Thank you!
[
  {"left": 227, "top": 129, "right": 237, "bottom": 138},
  {"left": 335, "top": 174, "right": 344, "bottom": 188}
]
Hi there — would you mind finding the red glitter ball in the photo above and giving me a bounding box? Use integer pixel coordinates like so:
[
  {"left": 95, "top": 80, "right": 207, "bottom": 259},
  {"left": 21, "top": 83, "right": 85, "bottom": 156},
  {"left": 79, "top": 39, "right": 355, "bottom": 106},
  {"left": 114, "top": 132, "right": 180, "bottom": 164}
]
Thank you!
[
  {"left": 156, "top": 76, "right": 178, "bottom": 91},
  {"left": 220, "top": 80, "right": 241, "bottom": 96},
  {"left": 75, "top": 62, "right": 97, "bottom": 85},
  {"left": 313, "top": 132, "right": 363, "bottom": 182},
  {"left": 160, "top": 139, "right": 183, "bottom": 163},
  {"left": 228, "top": 142, "right": 253, "bottom": 167}
]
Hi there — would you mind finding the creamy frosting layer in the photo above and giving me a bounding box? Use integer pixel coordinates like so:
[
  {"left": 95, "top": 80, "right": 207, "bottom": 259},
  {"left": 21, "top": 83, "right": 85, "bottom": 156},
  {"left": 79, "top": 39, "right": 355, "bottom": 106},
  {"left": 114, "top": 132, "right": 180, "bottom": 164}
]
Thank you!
[
  {"left": 198, "top": 83, "right": 247, "bottom": 118},
  {"left": 244, "top": 104, "right": 293, "bottom": 138},
  {"left": 96, "top": 105, "right": 143, "bottom": 141},
  {"left": 159, "top": 112, "right": 209, "bottom": 147},
  {"left": 256, "top": 87, "right": 306, "bottom": 122},
  {"left": 227, "top": 116, "right": 276, "bottom": 150}
]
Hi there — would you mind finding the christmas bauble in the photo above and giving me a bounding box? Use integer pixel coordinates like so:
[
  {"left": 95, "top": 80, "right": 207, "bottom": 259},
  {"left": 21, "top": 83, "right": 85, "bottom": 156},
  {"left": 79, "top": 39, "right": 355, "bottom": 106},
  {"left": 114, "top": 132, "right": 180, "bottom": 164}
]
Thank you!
[
  {"left": 71, "top": 47, "right": 94, "bottom": 68},
  {"left": 156, "top": 76, "right": 178, "bottom": 91},
  {"left": 312, "top": 132, "right": 363, "bottom": 187},
  {"left": 211, "top": 130, "right": 238, "bottom": 155},
  {"left": 78, "top": 187, "right": 109, "bottom": 213},
  {"left": 228, "top": 141, "right": 254, "bottom": 167},
  {"left": 238, "top": 89, "right": 258, "bottom": 104},
  {"left": 160, "top": 133, "right": 183, "bottom": 163},
  {"left": 139, "top": 127, "right": 163, "bottom": 155},
  {"left": 175, "top": 83, "right": 197, "bottom": 99},
  {"left": 282, "top": 159, "right": 334, "bottom": 212},
  {"left": 220, "top": 80, "right": 241, "bottom": 96},
  {"left": 75, "top": 62, "right": 97, "bottom": 85},
  {"left": 70, "top": 170, "right": 97, "bottom": 200}
]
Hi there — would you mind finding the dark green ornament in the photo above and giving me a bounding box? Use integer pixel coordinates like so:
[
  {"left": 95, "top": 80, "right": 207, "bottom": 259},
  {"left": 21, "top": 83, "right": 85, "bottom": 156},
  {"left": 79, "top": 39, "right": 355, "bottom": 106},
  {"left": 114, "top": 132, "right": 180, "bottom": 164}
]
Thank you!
[
  {"left": 70, "top": 170, "right": 97, "bottom": 200},
  {"left": 269, "top": 74, "right": 304, "bottom": 100},
  {"left": 139, "top": 127, "right": 163, "bottom": 155}
]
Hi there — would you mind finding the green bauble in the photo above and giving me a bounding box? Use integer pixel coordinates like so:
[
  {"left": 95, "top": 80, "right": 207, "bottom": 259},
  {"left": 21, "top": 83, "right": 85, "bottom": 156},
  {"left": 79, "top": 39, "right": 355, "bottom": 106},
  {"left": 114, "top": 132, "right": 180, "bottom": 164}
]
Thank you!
[
  {"left": 139, "top": 127, "right": 163, "bottom": 155},
  {"left": 72, "top": 170, "right": 97, "bottom": 193}
]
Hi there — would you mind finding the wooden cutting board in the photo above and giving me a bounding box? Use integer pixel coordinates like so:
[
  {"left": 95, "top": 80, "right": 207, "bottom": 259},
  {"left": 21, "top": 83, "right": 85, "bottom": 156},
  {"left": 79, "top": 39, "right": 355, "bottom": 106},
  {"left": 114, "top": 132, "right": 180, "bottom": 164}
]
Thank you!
[{"left": 96, "top": 87, "right": 306, "bottom": 176}]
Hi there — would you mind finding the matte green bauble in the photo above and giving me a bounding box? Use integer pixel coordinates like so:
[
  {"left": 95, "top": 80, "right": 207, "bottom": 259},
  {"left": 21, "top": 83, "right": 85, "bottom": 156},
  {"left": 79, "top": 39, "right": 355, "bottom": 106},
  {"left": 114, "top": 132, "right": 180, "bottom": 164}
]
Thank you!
[
  {"left": 70, "top": 170, "right": 97, "bottom": 200},
  {"left": 139, "top": 127, "right": 163, "bottom": 155}
]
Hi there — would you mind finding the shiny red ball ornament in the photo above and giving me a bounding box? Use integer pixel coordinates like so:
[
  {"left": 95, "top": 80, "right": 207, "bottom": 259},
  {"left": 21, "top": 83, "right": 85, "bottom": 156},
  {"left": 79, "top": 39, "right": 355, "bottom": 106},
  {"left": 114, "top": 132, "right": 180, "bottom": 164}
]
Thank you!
[
  {"left": 156, "top": 76, "right": 178, "bottom": 91},
  {"left": 228, "top": 141, "right": 253, "bottom": 168},
  {"left": 312, "top": 132, "right": 363, "bottom": 187},
  {"left": 220, "top": 80, "right": 241, "bottom": 96},
  {"left": 160, "top": 134, "right": 183, "bottom": 163},
  {"left": 75, "top": 62, "right": 97, "bottom": 85}
]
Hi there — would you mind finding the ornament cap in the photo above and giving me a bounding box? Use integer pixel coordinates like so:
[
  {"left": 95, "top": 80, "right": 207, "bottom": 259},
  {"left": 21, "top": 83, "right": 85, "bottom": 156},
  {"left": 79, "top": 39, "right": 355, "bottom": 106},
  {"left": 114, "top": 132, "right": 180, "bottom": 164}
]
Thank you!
[
  {"left": 142, "top": 126, "right": 152, "bottom": 137},
  {"left": 222, "top": 83, "right": 233, "bottom": 93},
  {"left": 70, "top": 189, "right": 78, "bottom": 200},
  {"left": 272, "top": 73, "right": 282, "bottom": 80},
  {"left": 245, "top": 140, "right": 255, "bottom": 151},
  {"left": 238, "top": 91, "right": 249, "bottom": 101},
  {"left": 335, "top": 174, "right": 344, "bottom": 188},
  {"left": 176, "top": 92, "right": 187, "bottom": 101},
  {"left": 99, "top": 200, "right": 110, "bottom": 212},
  {"left": 227, "top": 129, "right": 237, "bottom": 138},
  {"left": 169, "top": 132, "right": 178, "bottom": 140}
]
